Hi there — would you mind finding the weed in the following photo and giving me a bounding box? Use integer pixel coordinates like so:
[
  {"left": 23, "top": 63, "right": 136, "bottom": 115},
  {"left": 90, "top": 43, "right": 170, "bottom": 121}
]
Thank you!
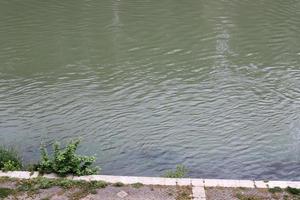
[
  {"left": 283, "top": 194, "right": 289, "bottom": 200},
  {"left": 90, "top": 189, "right": 97, "bottom": 194},
  {"left": 132, "top": 182, "right": 143, "bottom": 189},
  {"left": 37, "top": 140, "right": 98, "bottom": 176},
  {"left": 164, "top": 165, "right": 188, "bottom": 178},
  {"left": 113, "top": 182, "right": 124, "bottom": 187},
  {"left": 268, "top": 187, "right": 282, "bottom": 193},
  {"left": 176, "top": 186, "right": 192, "bottom": 200},
  {"left": 89, "top": 180, "right": 108, "bottom": 189},
  {"left": 285, "top": 187, "right": 300, "bottom": 195},
  {"left": 236, "top": 193, "right": 262, "bottom": 200}
]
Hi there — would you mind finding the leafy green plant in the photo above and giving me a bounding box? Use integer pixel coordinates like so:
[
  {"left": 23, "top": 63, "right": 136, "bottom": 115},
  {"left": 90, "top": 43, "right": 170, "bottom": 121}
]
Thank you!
[
  {"left": 164, "top": 165, "right": 188, "bottom": 178},
  {"left": 0, "top": 146, "right": 22, "bottom": 171},
  {"left": 37, "top": 140, "right": 98, "bottom": 176},
  {"left": 2, "top": 160, "right": 21, "bottom": 171}
]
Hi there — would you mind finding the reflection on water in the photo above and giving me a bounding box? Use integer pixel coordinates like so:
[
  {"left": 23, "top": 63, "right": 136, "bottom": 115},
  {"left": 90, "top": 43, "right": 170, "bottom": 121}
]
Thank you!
[{"left": 0, "top": 0, "right": 300, "bottom": 180}]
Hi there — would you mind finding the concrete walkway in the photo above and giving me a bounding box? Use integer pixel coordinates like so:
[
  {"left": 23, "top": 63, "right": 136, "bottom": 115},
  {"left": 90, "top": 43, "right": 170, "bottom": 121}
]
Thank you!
[{"left": 2, "top": 171, "right": 300, "bottom": 200}]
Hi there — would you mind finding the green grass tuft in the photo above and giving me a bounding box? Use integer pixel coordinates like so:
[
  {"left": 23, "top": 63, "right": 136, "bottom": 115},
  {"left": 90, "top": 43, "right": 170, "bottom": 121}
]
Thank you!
[
  {"left": 164, "top": 165, "right": 188, "bottom": 178},
  {"left": 0, "top": 188, "right": 15, "bottom": 198},
  {"left": 236, "top": 192, "right": 262, "bottom": 200},
  {"left": 113, "top": 182, "right": 124, "bottom": 187},
  {"left": 285, "top": 186, "right": 300, "bottom": 195},
  {"left": 132, "top": 182, "right": 143, "bottom": 189},
  {"left": 268, "top": 187, "right": 282, "bottom": 193}
]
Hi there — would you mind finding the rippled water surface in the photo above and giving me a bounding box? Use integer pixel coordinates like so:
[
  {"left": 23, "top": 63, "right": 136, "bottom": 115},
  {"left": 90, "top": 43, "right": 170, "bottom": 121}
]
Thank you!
[{"left": 1, "top": 0, "right": 300, "bottom": 180}]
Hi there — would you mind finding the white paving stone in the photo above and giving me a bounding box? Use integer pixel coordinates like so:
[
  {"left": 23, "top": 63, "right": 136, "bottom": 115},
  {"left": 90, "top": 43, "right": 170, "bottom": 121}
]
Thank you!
[
  {"left": 0, "top": 171, "right": 31, "bottom": 179},
  {"left": 120, "top": 176, "right": 141, "bottom": 184},
  {"left": 238, "top": 180, "right": 255, "bottom": 188},
  {"left": 287, "top": 181, "right": 300, "bottom": 189},
  {"left": 72, "top": 175, "right": 92, "bottom": 181},
  {"left": 191, "top": 179, "right": 204, "bottom": 187},
  {"left": 192, "top": 186, "right": 206, "bottom": 200},
  {"left": 164, "top": 178, "right": 177, "bottom": 186},
  {"left": 42, "top": 173, "right": 59, "bottom": 179},
  {"left": 176, "top": 178, "right": 192, "bottom": 186},
  {"left": 267, "top": 181, "right": 300, "bottom": 189},
  {"left": 267, "top": 181, "right": 289, "bottom": 188},
  {"left": 254, "top": 181, "right": 269, "bottom": 188},
  {"left": 204, "top": 179, "right": 254, "bottom": 188},
  {"left": 137, "top": 177, "right": 165, "bottom": 185},
  {"left": 90, "top": 175, "right": 122, "bottom": 183}
]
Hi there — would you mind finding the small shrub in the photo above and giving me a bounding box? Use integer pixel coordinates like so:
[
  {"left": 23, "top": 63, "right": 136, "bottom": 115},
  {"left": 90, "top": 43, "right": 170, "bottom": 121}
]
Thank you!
[
  {"left": 164, "top": 165, "right": 188, "bottom": 178},
  {"left": 0, "top": 146, "right": 22, "bottom": 171},
  {"left": 37, "top": 140, "right": 98, "bottom": 176}
]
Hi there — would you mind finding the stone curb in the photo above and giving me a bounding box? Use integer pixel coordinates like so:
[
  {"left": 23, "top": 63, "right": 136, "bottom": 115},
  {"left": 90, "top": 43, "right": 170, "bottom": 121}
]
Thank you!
[{"left": 1, "top": 171, "right": 300, "bottom": 188}]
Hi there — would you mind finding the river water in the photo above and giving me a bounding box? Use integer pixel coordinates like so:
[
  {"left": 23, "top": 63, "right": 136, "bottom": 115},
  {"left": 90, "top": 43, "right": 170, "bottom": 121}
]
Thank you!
[{"left": 0, "top": 0, "right": 300, "bottom": 180}]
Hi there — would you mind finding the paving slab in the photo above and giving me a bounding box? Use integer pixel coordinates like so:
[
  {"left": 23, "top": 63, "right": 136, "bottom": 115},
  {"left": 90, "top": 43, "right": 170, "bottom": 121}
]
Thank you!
[
  {"left": 191, "top": 179, "right": 204, "bottom": 187},
  {"left": 254, "top": 181, "right": 269, "bottom": 188},
  {"left": 176, "top": 178, "right": 192, "bottom": 186},
  {"left": 193, "top": 186, "right": 206, "bottom": 200},
  {"left": 204, "top": 179, "right": 254, "bottom": 188}
]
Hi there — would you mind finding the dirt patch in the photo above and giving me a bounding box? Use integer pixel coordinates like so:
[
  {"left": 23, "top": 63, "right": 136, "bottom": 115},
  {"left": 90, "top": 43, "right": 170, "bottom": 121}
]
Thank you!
[
  {"left": 205, "top": 187, "right": 297, "bottom": 200},
  {"left": 0, "top": 177, "right": 192, "bottom": 200}
]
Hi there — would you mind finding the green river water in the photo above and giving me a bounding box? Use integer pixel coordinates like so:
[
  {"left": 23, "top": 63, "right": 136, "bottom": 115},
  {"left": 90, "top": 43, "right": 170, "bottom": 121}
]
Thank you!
[{"left": 0, "top": 0, "right": 300, "bottom": 180}]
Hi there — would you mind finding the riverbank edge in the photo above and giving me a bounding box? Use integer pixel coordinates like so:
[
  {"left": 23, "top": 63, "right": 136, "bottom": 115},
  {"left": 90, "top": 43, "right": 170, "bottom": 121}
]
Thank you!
[
  {"left": 1, "top": 171, "right": 300, "bottom": 199},
  {"left": 1, "top": 171, "right": 300, "bottom": 200},
  {"left": 1, "top": 171, "right": 300, "bottom": 188}
]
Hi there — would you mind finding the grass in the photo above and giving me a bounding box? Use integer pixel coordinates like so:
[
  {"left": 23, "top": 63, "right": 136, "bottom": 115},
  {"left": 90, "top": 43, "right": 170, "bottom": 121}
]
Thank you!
[
  {"left": 268, "top": 186, "right": 283, "bottom": 193},
  {"left": 132, "top": 182, "right": 143, "bottom": 189},
  {"left": 16, "top": 177, "right": 108, "bottom": 194},
  {"left": 176, "top": 186, "right": 192, "bottom": 200},
  {"left": 113, "top": 182, "right": 124, "bottom": 187},
  {"left": 164, "top": 165, "right": 188, "bottom": 178},
  {"left": 285, "top": 186, "right": 300, "bottom": 195},
  {"left": 0, "top": 188, "right": 15, "bottom": 198},
  {"left": 236, "top": 193, "right": 262, "bottom": 200}
]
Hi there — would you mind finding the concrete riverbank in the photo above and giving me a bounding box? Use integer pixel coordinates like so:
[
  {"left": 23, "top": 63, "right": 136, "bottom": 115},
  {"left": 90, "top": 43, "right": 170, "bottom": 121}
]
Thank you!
[{"left": 1, "top": 171, "right": 300, "bottom": 199}]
